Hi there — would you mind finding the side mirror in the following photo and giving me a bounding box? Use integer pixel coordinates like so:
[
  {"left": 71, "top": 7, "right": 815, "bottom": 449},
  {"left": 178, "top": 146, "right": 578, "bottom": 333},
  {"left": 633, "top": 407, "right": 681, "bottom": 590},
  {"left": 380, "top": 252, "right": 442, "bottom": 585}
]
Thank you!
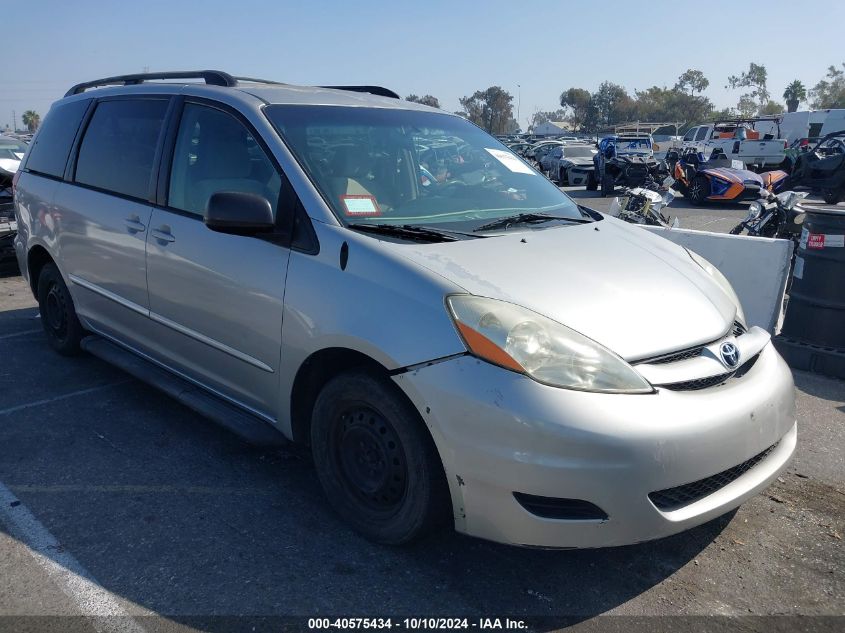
[{"left": 204, "top": 191, "right": 275, "bottom": 235}]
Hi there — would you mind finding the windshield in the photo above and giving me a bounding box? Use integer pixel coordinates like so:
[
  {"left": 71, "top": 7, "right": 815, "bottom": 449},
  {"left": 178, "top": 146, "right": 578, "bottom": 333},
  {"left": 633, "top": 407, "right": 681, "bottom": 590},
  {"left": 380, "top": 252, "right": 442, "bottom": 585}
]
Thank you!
[
  {"left": 0, "top": 141, "right": 27, "bottom": 161},
  {"left": 266, "top": 105, "right": 582, "bottom": 229},
  {"left": 615, "top": 138, "right": 651, "bottom": 152},
  {"left": 564, "top": 146, "right": 596, "bottom": 158}
]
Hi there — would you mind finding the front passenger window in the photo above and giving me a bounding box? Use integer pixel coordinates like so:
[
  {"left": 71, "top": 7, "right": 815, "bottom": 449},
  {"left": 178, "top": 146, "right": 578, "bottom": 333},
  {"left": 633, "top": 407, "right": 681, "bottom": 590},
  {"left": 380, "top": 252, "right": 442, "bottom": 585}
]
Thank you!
[{"left": 168, "top": 103, "right": 281, "bottom": 216}]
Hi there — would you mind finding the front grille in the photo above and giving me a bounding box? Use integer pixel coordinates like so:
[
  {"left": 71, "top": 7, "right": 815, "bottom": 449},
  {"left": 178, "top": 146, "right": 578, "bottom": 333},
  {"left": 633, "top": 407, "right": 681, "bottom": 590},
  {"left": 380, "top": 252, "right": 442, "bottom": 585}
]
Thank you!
[
  {"left": 658, "top": 353, "right": 759, "bottom": 391},
  {"left": 649, "top": 442, "right": 779, "bottom": 511},
  {"left": 636, "top": 322, "right": 746, "bottom": 367},
  {"left": 647, "top": 345, "right": 704, "bottom": 365}
]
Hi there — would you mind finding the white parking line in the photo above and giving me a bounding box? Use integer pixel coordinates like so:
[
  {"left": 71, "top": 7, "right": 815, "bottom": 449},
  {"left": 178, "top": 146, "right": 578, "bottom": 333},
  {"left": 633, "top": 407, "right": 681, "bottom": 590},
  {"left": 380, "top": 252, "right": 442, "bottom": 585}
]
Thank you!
[
  {"left": 0, "top": 482, "right": 147, "bottom": 633},
  {"left": 0, "top": 381, "right": 132, "bottom": 417}
]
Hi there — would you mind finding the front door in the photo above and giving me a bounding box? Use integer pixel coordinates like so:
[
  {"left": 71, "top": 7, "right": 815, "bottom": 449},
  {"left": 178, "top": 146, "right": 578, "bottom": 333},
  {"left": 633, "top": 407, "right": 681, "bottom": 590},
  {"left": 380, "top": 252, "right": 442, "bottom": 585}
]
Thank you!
[{"left": 144, "top": 102, "right": 290, "bottom": 419}]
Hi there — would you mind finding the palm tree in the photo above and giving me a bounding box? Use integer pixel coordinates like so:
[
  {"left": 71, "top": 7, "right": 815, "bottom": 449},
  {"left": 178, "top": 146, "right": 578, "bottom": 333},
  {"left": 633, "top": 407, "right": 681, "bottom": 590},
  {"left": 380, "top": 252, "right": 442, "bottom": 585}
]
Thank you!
[
  {"left": 783, "top": 80, "right": 807, "bottom": 113},
  {"left": 21, "top": 110, "right": 40, "bottom": 132}
]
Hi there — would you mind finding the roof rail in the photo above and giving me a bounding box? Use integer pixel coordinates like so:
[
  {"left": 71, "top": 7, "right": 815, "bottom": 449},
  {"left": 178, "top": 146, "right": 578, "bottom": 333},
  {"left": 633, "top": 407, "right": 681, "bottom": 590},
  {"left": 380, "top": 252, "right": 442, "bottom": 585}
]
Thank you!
[
  {"left": 320, "top": 85, "right": 401, "bottom": 100},
  {"left": 65, "top": 70, "right": 237, "bottom": 97}
]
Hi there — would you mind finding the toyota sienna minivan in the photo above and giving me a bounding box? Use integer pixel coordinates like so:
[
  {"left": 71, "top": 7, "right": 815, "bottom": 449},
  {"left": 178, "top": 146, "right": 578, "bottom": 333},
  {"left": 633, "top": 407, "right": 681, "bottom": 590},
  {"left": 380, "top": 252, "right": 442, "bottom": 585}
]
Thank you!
[{"left": 13, "top": 71, "right": 796, "bottom": 547}]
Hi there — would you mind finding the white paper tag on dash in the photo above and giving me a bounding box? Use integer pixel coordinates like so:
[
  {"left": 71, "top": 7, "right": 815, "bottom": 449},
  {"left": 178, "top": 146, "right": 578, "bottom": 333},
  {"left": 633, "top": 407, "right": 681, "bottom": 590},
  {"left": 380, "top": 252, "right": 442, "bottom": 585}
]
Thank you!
[
  {"left": 485, "top": 148, "right": 536, "bottom": 175},
  {"left": 793, "top": 256, "right": 804, "bottom": 280}
]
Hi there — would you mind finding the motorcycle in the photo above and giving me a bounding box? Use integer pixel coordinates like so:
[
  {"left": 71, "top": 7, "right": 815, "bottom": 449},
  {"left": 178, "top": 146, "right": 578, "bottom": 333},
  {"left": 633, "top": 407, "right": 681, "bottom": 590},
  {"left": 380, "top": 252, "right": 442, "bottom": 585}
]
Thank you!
[
  {"left": 729, "top": 190, "right": 808, "bottom": 241},
  {"left": 607, "top": 176, "right": 680, "bottom": 228}
]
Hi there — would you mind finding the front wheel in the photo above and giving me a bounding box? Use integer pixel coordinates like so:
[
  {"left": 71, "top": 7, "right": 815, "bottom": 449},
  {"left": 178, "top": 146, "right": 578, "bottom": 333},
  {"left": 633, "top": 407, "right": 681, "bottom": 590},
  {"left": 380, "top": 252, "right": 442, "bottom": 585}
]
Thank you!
[
  {"left": 729, "top": 224, "right": 745, "bottom": 235},
  {"left": 600, "top": 172, "right": 613, "bottom": 197},
  {"left": 687, "top": 175, "right": 710, "bottom": 206},
  {"left": 37, "top": 263, "right": 84, "bottom": 356},
  {"left": 311, "top": 370, "right": 450, "bottom": 544}
]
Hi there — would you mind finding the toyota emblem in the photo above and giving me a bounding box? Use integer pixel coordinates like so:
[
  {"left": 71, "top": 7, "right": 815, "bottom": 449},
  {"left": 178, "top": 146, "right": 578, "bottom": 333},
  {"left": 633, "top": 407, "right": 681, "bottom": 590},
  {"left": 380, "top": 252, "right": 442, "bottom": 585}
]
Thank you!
[{"left": 720, "top": 342, "right": 740, "bottom": 368}]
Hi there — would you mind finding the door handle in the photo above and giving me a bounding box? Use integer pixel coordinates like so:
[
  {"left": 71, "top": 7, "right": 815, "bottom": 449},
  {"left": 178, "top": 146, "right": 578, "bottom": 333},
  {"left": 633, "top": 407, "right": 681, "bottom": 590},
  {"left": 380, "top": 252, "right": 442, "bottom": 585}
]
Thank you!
[
  {"left": 124, "top": 216, "right": 146, "bottom": 233},
  {"left": 151, "top": 226, "right": 175, "bottom": 243}
]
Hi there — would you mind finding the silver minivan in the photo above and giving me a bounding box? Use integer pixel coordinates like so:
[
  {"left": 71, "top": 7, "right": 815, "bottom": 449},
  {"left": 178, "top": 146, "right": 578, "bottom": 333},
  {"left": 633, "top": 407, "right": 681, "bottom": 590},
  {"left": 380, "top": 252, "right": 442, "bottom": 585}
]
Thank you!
[{"left": 14, "top": 71, "right": 796, "bottom": 547}]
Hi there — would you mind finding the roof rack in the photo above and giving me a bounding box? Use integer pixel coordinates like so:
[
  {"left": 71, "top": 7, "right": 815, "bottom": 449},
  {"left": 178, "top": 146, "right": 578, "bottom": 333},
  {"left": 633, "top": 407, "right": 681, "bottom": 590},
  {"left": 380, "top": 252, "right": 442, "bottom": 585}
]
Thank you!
[
  {"left": 65, "top": 70, "right": 401, "bottom": 100},
  {"left": 65, "top": 70, "right": 238, "bottom": 96},
  {"left": 320, "top": 85, "right": 400, "bottom": 99}
]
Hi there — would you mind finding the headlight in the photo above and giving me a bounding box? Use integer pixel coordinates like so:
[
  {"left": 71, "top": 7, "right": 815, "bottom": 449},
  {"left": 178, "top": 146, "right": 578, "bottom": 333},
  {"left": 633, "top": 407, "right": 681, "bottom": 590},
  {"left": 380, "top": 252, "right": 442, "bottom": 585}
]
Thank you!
[
  {"left": 685, "top": 249, "right": 746, "bottom": 325},
  {"left": 747, "top": 201, "right": 763, "bottom": 219},
  {"left": 446, "top": 295, "right": 653, "bottom": 394}
]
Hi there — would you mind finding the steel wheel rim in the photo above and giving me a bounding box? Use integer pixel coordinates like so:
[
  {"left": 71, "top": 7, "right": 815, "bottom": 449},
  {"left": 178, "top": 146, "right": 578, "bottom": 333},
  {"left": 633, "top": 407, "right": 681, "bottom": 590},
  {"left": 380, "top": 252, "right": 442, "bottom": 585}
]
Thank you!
[
  {"left": 333, "top": 405, "right": 407, "bottom": 513},
  {"left": 44, "top": 283, "right": 68, "bottom": 340}
]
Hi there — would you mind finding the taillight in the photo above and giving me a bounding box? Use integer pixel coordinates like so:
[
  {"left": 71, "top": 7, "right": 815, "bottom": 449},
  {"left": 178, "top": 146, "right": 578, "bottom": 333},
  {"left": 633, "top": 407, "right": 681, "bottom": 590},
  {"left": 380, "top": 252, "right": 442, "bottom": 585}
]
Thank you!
[{"left": 11, "top": 170, "right": 20, "bottom": 196}]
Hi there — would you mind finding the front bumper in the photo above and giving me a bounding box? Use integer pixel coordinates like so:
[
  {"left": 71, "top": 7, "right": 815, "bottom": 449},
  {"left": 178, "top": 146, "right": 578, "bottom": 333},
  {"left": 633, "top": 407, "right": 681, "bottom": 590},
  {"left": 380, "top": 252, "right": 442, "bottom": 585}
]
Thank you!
[
  {"left": 393, "top": 343, "right": 796, "bottom": 548},
  {"left": 568, "top": 168, "right": 593, "bottom": 186}
]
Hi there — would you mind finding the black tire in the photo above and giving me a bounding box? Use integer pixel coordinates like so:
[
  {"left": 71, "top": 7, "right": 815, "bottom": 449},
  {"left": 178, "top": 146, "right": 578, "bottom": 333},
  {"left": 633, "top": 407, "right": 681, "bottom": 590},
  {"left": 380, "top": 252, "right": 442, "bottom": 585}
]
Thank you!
[
  {"left": 36, "top": 263, "right": 84, "bottom": 356},
  {"left": 311, "top": 370, "right": 450, "bottom": 544},
  {"left": 585, "top": 172, "right": 598, "bottom": 191},
  {"left": 729, "top": 224, "right": 744, "bottom": 235},
  {"left": 687, "top": 175, "right": 710, "bottom": 206},
  {"left": 558, "top": 168, "right": 568, "bottom": 186},
  {"left": 600, "top": 172, "right": 613, "bottom": 197},
  {"left": 822, "top": 188, "right": 843, "bottom": 205}
]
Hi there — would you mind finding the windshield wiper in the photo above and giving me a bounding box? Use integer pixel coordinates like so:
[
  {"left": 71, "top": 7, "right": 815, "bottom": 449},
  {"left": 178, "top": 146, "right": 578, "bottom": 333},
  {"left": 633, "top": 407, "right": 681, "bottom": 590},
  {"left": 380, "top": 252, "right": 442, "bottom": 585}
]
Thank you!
[
  {"left": 348, "top": 223, "right": 467, "bottom": 243},
  {"left": 473, "top": 213, "right": 592, "bottom": 232}
]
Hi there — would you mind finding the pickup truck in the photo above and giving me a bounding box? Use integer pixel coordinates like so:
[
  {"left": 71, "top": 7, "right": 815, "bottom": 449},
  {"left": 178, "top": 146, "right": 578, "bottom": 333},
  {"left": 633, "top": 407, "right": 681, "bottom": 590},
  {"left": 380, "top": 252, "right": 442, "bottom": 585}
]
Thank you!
[{"left": 678, "top": 121, "right": 787, "bottom": 169}]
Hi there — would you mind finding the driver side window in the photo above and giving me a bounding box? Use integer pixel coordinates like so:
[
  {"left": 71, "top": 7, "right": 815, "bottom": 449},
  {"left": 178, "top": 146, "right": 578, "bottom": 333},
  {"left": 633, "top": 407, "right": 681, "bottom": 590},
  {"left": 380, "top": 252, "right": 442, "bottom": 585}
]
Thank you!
[
  {"left": 168, "top": 103, "right": 281, "bottom": 216},
  {"left": 683, "top": 128, "right": 697, "bottom": 142}
]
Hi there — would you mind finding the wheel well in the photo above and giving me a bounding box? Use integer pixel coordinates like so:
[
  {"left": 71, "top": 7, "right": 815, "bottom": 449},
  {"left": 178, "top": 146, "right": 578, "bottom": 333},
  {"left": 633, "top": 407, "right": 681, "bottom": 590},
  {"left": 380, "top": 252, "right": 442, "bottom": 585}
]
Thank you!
[
  {"left": 290, "top": 348, "right": 391, "bottom": 445},
  {"left": 27, "top": 246, "right": 54, "bottom": 298}
]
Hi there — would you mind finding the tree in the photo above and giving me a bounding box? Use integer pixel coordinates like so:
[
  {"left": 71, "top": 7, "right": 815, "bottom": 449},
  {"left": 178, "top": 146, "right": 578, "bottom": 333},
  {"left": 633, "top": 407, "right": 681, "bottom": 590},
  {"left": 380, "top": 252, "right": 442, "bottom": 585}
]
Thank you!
[
  {"left": 675, "top": 69, "right": 709, "bottom": 96},
  {"left": 727, "top": 62, "right": 770, "bottom": 112},
  {"left": 590, "top": 81, "right": 636, "bottom": 129},
  {"left": 736, "top": 95, "right": 758, "bottom": 118},
  {"left": 559, "top": 87, "right": 592, "bottom": 131},
  {"left": 528, "top": 108, "right": 567, "bottom": 133},
  {"left": 405, "top": 94, "right": 441, "bottom": 109},
  {"left": 21, "top": 110, "right": 40, "bottom": 132},
  {"left": 457, "top": 86, "right": 514, "bottom": 134},
  {"left": 782, "top": 80, "right": 807, "bottom": 113},
  {"left": 810, "top": 63, "right": 845, "bottom": 109},
  {"left": 759, "top": 101, "right": 785, "bottom": 116},
  {"left": 634, "top": 85, "right": 713, "bottom": 125}
]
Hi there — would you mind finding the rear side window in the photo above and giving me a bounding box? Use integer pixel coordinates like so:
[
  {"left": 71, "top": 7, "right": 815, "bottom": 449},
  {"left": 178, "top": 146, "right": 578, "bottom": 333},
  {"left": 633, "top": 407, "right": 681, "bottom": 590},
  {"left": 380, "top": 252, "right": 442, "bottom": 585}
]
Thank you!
[
  {"left": 683, "top": 128, "right": 697, "bottom": 142},
  {"left": 25, "top": 99, "right": 89, "bottom": 178},
  {"left": 75, "top": 99, "right": 168, "bottom": 200}
]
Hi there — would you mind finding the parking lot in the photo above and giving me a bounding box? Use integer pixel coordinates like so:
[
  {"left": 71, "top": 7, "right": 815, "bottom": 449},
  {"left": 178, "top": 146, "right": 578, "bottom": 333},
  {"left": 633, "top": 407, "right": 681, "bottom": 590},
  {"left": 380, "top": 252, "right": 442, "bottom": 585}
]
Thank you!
[{"left": 0, "top": 182, "right": 843, "bottom": 631}]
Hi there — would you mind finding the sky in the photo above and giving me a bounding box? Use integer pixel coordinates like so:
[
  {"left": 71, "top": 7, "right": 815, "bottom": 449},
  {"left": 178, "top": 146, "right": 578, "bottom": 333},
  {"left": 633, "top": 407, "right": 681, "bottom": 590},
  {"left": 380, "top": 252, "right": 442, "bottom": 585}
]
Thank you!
[{"left": 3, "top": 0, "right": 845, "bottom": 132}]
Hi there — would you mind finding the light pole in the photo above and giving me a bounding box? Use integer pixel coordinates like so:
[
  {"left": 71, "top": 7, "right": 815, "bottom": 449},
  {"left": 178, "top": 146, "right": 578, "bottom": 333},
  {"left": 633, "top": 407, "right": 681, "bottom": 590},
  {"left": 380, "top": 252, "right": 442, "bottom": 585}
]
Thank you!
[{"left": 517, "top": 84, "right": 521, "bottom": 131}]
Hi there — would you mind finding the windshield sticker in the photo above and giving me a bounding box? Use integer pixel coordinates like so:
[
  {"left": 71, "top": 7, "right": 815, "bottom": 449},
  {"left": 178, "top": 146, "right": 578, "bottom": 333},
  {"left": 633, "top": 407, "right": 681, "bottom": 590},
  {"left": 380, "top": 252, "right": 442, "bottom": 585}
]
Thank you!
[
  {"left": 484, "top": 148, "right": 536, "bottom": 175},
  {"left": 341, "top": 195, "right": 381, "bottom": 217}
]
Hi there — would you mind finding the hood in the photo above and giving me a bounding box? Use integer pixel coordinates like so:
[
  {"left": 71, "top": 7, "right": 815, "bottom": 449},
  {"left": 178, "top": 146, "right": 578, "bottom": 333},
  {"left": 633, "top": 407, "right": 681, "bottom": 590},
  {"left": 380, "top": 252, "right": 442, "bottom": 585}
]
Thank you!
[
  {"left": 386, "top": 218, "right": 736, "bottom": 360},
  {"left": 0, "top": 158, "right": 20, "bottom": 176},
  {"left": 564, "top": 157, "right": 594, "bottom": 168},
  {"left": 702, "top": 167, "right": 762, "bottom": 184}
]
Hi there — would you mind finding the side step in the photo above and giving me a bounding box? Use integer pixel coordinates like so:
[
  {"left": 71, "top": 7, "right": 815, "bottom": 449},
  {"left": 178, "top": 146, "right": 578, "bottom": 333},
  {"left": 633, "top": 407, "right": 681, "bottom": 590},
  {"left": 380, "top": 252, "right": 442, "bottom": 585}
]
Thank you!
[{"left": 81, "top": 335, "right": 289, "bottom": 446}]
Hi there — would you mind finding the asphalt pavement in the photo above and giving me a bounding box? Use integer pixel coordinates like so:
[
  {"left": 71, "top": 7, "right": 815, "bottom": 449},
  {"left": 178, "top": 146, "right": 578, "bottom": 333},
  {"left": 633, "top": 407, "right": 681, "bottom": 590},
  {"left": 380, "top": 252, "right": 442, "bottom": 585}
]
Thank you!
[{"left": 0, "top": 193, "right": 843, "bottom": 632}]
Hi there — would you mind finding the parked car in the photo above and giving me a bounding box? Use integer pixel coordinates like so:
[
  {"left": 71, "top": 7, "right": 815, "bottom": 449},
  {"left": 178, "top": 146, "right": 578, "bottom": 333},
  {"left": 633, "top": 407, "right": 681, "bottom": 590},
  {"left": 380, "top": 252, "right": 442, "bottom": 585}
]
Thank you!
[
  {"left": 14, "top": 70, "right": 796, "bottom": 549},
  {"left": 545, "top": 144, "right": 598, "bottom": 185},
  {"left": 678, "top": 120, "right": 787, "bottom": 170},
  {"left": 788, "top": 131, "right": 845, "bottom": 203},
  {"left": 525, "top": 140, "right": 564, "bottom": 163},
  {"left": 667, "top": 149, "right": 788, "bottom": 206}
]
